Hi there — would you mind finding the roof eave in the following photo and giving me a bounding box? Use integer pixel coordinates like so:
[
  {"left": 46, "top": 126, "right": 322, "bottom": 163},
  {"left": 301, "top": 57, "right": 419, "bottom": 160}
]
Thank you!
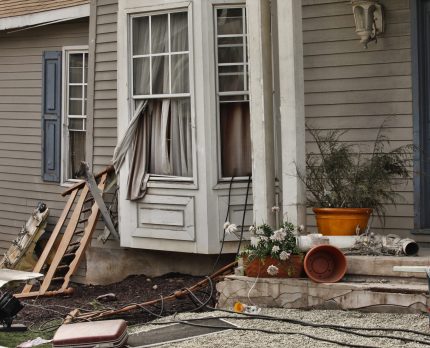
[{"left": 0, "top": 4, "right": 90, "bottom": 31}]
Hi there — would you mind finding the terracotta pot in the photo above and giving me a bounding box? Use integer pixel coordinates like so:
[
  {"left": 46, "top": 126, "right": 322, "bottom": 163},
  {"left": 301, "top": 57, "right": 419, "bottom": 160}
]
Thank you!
[
  {"left": 244, "top": 255, "right": 304, "bottom": 278},
  {"left": 313, "top": 207, "right": 372, "bottom": 236},
  {"left": 304, "top": 244, "right": 347, "bottom": 283}
]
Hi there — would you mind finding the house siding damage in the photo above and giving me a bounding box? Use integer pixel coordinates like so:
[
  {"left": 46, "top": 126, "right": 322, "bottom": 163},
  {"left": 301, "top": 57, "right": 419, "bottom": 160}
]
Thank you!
[{"left": 0, "top": 0, "right": 425, "bottom": 285}]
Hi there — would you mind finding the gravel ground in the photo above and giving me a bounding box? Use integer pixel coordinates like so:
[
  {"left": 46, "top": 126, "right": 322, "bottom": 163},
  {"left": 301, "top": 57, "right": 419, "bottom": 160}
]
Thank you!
[{"left": 130, "top": 309, "right": 430, "bottom": 348}]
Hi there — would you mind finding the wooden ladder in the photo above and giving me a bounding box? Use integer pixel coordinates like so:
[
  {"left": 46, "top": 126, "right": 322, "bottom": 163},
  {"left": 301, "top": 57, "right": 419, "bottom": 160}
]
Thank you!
[{"left": 16, "top": 166, "right": 114, "bottom": 298}]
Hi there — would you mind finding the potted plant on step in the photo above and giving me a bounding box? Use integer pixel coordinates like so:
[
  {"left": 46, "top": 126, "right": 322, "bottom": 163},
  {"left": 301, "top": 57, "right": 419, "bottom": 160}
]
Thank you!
[
  {"left": 298, "top": 123, "right": 413, "bottom": 236},
  {"left": 241, "top": 221, "right": 304, "bottom": 278}
]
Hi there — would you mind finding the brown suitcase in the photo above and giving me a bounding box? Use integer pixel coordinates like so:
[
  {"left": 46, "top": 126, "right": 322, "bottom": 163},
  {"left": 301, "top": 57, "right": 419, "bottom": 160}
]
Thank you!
[{"left": 52, "top": 319, "right": 127, "bottom": 348}]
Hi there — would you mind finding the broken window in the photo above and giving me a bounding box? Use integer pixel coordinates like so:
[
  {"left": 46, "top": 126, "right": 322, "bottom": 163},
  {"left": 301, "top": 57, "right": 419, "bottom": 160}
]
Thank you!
[
  {"left": 215, "top": 7, "right": 251, "bottom": 178},
  {"left": 64, "top": 51, "right": 88, "bottom": 180},
  {"left": 131, "top": 11, "right": 192, "bottom": 178}
]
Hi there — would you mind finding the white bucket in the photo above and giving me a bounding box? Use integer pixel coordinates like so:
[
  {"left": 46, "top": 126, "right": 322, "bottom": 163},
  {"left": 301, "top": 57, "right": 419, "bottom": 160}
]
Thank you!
[{"left": 297, "top": 235, "right": 357, "bottom": 251}]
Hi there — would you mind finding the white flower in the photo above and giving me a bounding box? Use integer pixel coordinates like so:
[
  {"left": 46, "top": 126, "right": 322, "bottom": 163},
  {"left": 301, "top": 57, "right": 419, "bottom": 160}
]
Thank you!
[
  {"left": 270, "top": 229, "right": 286, "bottom": 242},
  {"left": 249, "top": 225, "right": 256, "bottom": 235},
  {"left": 255, "top": 227, "right": 264, "bottom": 235},
  {"left": 225, "top": 223, "right": 238, "bottom": 234},
  {"left": 280, "top": 251, "right": 291, "bottom": 261},
  {"left": 260, "top": 235, "right": 269, "bottom": 242},
  {"left": 250, "top": 237, "right": 260, "bottom": 248},
  {"left": 267, "top": 265, "right": 279, "bottom": 276},
  {"left": 223, "top": 221, "right": 231, "bottom": 230},
  {"left": 271, "top": 206, "right": 280, "bottom": 213},
  {"left": 272, "top": 245, "right": 280, "bottom": 253},
  {"left": 298, "top": 224, "right": 305, "bottom": 233}
]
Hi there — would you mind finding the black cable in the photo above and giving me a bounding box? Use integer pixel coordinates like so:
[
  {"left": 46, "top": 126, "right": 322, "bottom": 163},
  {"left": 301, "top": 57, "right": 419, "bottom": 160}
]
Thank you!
[
  {"left": 236, "top": 174, "right": 252, "bottom": 256},
  {"left": 209, "top": 308, "right": 430, "bottom": 344},
  {"left": 172, "top": 313, "right": 430, "bottom": 346},
  {"left": 184, "top": 276, "right": 214, "bottom": 312},
  {"left": 181, "top": 278, "right": 430, "bottom": 345},
  {"left": 211, "top": 175, "right": 235, "bottom": 274}
]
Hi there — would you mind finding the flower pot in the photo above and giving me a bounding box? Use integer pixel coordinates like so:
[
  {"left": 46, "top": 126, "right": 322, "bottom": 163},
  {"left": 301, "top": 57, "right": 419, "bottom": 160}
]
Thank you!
[
  {"left": 244, "top": 255, "right": 304, "bottom": 278},
  {"left": 313, "top": 208, "right": 372, "bottom": 236},
  {"left": 304, "top": 244, "right": 347, "bottom": 283}
]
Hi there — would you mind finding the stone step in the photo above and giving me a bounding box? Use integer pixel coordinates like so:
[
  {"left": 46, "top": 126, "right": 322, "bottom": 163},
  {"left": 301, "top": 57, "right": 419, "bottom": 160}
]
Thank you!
[
  {"left": 346, "top": 255, "right": 430, "bottom": 279},
  {"left": 217, "top": 275, "right": 430, "bottom": 314}
]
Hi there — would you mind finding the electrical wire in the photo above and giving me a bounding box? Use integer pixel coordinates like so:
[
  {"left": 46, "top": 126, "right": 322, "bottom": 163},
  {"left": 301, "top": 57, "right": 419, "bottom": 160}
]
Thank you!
[
  {"left": 236, "top": 175, "right": 252, "bottom": 256},
  {"left": 211, "top": 175, "right": 235, "bottom": 274},
  {"left": 179, "top": 278, "right": 430, "bottom": 346}
]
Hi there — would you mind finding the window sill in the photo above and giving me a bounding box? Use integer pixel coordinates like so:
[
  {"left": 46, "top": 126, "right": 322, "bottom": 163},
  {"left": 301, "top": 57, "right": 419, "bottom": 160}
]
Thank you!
[
  {"left": 213, "top": 178, "right": 252, "bottom": 190},
  {"left": 60, "top": 179, "right": 84, "bottom": 188},
  {"left": 411, "top": 228, "right": 430, "bottom": 235},
  {"left": 147, "top": 179, "right": 197, "bottom": 190}
]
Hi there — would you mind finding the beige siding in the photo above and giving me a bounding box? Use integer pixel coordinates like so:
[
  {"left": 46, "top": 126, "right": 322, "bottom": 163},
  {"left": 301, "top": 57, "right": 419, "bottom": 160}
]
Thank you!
[
  {"left": 0, "top": 0, "right": 89, "bottom": 19},
  {"left": 0, "top": 20, "right": 89, "bottom": 259},
  {"left": 91, "top": 0, "right": 117, "bottom": 172},
  {"left": 302, "top": 0, "right": 415, "bottom": 238}
]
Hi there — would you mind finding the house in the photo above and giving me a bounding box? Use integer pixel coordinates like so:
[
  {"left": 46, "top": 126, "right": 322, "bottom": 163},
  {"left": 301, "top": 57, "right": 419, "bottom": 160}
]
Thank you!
[{"left": 0, "top": 0, "right": 424, "bottom": 284}]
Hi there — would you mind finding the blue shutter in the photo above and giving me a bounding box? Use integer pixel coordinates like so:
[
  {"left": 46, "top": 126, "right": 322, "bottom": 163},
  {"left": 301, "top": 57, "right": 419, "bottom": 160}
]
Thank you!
[{"left": 41, "top": 51, "right": 62, "bottom": 182}]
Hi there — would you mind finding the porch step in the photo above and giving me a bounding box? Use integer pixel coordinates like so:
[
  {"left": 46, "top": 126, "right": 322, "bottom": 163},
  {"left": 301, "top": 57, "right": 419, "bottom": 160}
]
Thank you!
[
  {"left": 346, "top": 255, "right": 430, "bottom": 279},
  {"left": 217, "top": 275, "right": 429, "bottom": 314}
]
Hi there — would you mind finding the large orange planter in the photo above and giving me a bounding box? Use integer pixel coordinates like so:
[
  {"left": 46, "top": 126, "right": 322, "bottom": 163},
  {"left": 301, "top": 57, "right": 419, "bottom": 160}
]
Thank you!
[{"left": 313, "top": 208, "right": 372, "bottom": 236}]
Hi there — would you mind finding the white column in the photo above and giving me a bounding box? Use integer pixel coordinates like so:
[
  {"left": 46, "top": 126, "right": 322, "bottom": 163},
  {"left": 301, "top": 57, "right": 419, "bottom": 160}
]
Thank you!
[
  {"left": 276, "top": 0, "right": 306, "bottom": 226},
  {"left": 247, "top": 0, "right": 275, "bottom": 226}
]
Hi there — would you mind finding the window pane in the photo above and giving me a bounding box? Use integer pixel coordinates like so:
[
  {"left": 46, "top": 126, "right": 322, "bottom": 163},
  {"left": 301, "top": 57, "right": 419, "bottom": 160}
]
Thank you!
[
  {"left": 69, "top": 131, "right": 86, "bottom": 179},
  {"left": 218, "top": 65, "right": 244, "bottom": 92},
  {"left": 69, "top": 67, "right": 83, "bottom": 83},
  {"left": 152, "top": 56, "right": 169, "bottom": 94},
  {"left": 70, "top": 54, "right": 83, "bottom": 67},
  {"left": 171, "top": 54, "right": 189, "bottom": 93},
  {"left": 146, "top": 98, "right": 192, "bottom": 177},
  {"left": 218, "top": 46, "right": 244, "bottom": 64},
  {"left": 220, "top": 101, "right": 251, "bottom": 177},
  {"left": 69, "top": 118, "right": 84, "bottom": 131},
  {"left": 133, "top": 57, "right": 150, "bottom": 95},
  {"left": 170, "top": 12, "right": 188, "bottom": 52},
  {"left": 217, "top": 8, "right": 243, "bottom": 35},
  {"left": 133, "top": 16, "right": 150, "bottom": 55},
  {"left": 151, "top": 14, "right": 168, "bottom": 53},
  {"left": 69, "top": 85, "right": 82, "bottom": 98},
  {"left": 69, "top": 99, "right": 82, "bottom": 115}
]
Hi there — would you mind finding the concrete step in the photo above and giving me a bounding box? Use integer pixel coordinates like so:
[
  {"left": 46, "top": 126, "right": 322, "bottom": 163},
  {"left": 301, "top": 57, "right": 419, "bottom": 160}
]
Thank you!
[{"left": 217, "top": 275, "right": 430, "bottom": 314}]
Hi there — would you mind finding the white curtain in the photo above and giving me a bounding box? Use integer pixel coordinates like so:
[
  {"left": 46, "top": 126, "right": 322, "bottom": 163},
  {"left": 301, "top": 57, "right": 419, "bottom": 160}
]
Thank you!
[
  {"left": 113, "top": 12, "right": 192, "bottom": 200},
  {"left": 220, "top": 102, "right": 251, "bottom": 177}
]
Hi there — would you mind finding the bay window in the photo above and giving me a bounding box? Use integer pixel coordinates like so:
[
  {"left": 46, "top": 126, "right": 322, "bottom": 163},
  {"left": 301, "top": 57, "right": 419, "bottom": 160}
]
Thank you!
[
  {"left": 215, "top": 6, "right": 251, "bottom": 178},
  {"left": 131, "top": 10, "right": 192, "bottom": 178}
]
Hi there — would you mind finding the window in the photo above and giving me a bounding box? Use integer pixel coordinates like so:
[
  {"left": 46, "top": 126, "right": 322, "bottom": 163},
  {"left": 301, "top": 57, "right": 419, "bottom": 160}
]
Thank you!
[
  {"left": 41, "top": 48, "right": 88, "bottom": 183},
  {"left": 63, "top": 50, "right": 88, "bottom": 181},
  {"left": 131, "top": 10, "right": 192, "bottom": 177},
  {"left": 215, "top": 6, "right": 251, "bottom": 178}
]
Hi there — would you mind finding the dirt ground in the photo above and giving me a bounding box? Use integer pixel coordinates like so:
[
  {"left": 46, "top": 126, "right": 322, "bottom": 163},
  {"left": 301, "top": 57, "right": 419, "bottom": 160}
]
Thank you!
[{"left": 10, "top": 273, "right": 213, "bottom": 329}]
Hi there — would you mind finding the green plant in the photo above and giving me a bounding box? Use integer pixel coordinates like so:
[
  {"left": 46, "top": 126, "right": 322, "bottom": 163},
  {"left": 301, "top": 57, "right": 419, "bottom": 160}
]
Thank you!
[
  {"left": 298, "top": 123, "right": 414, "bottom": 222},
  {"left": 242, "top": 221, "right": 302, "bottom": 261}
]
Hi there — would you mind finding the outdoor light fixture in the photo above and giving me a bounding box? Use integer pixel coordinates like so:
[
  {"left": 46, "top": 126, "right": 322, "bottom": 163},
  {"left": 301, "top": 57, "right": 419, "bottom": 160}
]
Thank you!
[{"left": 351, "top": 0, "right": 384, "bottom": 48}]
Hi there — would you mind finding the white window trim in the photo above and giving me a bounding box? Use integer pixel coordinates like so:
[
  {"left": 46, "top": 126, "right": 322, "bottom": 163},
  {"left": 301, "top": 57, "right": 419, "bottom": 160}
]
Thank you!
[
  {"left": 121, "top": 1, "right": 198, "bottom": 185},
  {"left": 61, "top": 45, "right": 89, "bottom": 185},
  {"left": 212, "top": 2, "right": 250, "bottom": 182}
]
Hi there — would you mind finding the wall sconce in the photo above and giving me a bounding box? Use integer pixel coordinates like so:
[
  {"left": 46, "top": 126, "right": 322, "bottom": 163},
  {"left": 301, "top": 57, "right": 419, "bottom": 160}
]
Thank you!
[{"left": 351, "top": 0, "right": 384, "bottom": 48}]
